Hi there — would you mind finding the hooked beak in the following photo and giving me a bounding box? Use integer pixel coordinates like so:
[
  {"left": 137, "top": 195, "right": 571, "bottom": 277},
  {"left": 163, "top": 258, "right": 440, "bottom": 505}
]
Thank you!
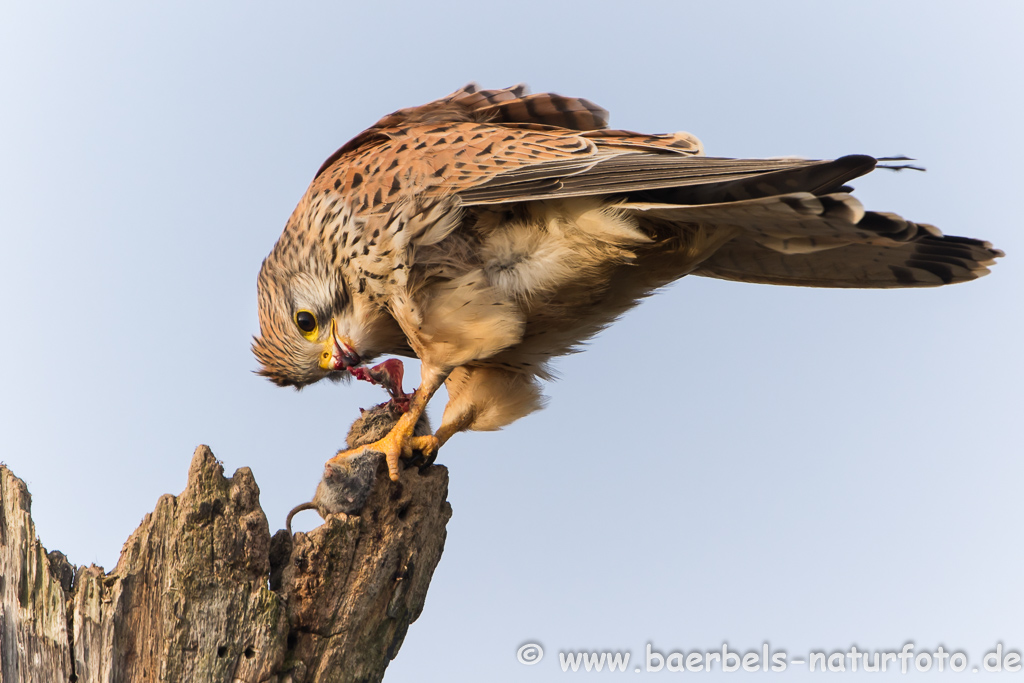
[{"left": 318, "top": 319, "right": 361, "bottom": 371}]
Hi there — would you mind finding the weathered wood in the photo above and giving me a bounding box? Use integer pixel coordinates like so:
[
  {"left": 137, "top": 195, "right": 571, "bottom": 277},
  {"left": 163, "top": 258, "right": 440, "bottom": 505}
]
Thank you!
[
  {"left": 0, "top": 446, "right": 451, "bottom": 682},
  {"left": 275, "top": 456, "right": 451, "bottom": 682},
  {"left": 0, "top": 466, "right": 73, "bottom": 682}
]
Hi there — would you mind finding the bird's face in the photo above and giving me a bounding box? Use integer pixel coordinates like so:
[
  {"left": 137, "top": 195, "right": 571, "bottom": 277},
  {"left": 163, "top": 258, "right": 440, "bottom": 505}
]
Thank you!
[{"left": 253, "top": 260, "right": 363, "bottom": 388}]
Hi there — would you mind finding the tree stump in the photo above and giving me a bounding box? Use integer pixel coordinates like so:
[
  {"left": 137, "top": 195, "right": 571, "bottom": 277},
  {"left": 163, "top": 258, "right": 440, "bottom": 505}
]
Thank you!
[{"left": 0, "top": 446, "right": 452, "bottom": 682}]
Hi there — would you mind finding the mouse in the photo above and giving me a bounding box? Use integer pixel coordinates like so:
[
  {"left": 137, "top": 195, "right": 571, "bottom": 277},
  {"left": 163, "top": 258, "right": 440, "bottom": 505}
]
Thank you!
[{"left": 285, "top": 358, "right": 433, "bottom": 534}]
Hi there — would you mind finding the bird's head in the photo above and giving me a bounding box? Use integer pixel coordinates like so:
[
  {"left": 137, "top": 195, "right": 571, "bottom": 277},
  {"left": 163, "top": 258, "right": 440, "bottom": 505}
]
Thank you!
[{"left": 252, "top": 248, "right": 363, "bottom": 389}]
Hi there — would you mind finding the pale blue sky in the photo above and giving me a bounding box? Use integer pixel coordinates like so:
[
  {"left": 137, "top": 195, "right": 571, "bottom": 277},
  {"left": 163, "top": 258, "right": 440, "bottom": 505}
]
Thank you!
[{"left": 1, "top": 1, "right": 1021, "bottom": 679}]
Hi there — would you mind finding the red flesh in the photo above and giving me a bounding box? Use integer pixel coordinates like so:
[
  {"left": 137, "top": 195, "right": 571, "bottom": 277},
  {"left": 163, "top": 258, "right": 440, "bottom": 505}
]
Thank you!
[{"left": 348, "top": 359, "right": 412, "bottom": 412}]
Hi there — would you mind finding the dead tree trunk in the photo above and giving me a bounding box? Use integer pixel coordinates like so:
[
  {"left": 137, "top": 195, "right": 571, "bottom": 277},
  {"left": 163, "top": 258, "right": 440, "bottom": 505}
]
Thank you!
[{"left": 0, "top": 446, "right": 452, "bottom": 682}]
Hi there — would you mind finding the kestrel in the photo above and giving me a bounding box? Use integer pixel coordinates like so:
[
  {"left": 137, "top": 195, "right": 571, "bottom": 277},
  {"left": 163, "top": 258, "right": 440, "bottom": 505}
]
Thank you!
[{"left": 254, "top": 84, "right": 1002, "bottom": 481}]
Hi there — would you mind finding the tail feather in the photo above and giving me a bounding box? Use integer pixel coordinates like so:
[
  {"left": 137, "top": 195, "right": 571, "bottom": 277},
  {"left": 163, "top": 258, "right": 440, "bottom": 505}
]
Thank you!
[
  {"left": 692, "top": 235, "right": 1000, "bottom": 287},
  {"left": 624, "top": 192, "right": 1003, "bottom": 288},
  {"left": 473, "top": 92, "right": 609, "bottom": 131},
  {"left": 440, "top": 83, "right": 611, "bottom": 131}
]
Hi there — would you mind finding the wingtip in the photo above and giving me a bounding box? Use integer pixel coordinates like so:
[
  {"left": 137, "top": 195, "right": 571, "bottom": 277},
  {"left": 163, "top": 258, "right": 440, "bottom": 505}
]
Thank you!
[{"left": 985, "top": 246, "right": 1006, "bottom": 262}]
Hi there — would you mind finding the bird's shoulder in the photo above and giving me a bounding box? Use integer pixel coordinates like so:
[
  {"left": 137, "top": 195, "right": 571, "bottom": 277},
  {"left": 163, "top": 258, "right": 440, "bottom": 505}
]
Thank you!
[
  {"left": 306, "top": 122, "right": 588, "bottom": 212},
  {"left": 309, "top": 122, "right": 703, "bottom": 214},
  {"left": 304, "top": 84, "right": 704, "bottom": 216}
]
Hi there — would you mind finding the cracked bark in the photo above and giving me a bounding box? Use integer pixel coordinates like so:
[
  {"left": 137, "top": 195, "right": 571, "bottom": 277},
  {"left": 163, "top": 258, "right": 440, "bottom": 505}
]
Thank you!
[{"left": 0, "top": 446, "right": 451, "bottom": 682}]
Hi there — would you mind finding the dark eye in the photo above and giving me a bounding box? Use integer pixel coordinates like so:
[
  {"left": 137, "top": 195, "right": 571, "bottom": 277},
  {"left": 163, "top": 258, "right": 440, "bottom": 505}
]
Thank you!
[{"left": 294, "top": 310, "right": 317, "bottom": 333}]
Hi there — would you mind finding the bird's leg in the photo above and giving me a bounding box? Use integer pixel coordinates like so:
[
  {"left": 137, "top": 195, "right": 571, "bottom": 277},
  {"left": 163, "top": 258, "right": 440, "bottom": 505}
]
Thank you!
[
  {"left": 327, "top": 364, "right": 448, "bottom": 481},
  {"left": 434, "top": 406, "right": 475, "bottom": 448}
]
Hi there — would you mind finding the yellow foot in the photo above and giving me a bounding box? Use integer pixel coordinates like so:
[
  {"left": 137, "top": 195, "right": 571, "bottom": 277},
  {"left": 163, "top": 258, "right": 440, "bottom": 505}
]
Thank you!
[{"left": 328, "top": 430, "right": 439, "bottom": 482}]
